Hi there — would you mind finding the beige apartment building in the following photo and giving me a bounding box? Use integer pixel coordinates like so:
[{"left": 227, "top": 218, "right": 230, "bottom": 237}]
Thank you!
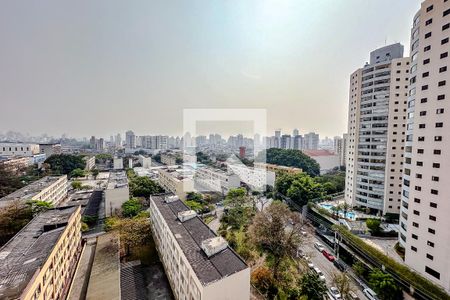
[
  {"left": 400, "top": 0, "right": 450, "bottom": 292},
  {"left": 0, "top": 175, "right": 68, "bottom": 208},
  {"left": 0, "top": 206, "right": 82, "bottom": 300},
  {"left": 345, "top": 44, "right": 410, "bottom": 215},
  {"left": 158, "top": 168, "right": 194, "bottom": 200},
  {"left": 254, "top": 162, "right": 303, "bottom": 175},
  {"left": 161, "top": 153, "right": 178, "bottom": 166},
  {"left": 150, "top": 194, "right": 250, "bottom": 300}
]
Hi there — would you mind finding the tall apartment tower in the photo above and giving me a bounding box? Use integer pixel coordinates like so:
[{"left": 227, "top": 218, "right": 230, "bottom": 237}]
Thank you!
[
  {"left": 125, "top": 130, "right": 136, "bottom": 149},
  {"left": 345, "top": 43, "right": 410, "bottom": 215},
  {"left": 400, "top": 0, "right": 450, "bottom": 292}
]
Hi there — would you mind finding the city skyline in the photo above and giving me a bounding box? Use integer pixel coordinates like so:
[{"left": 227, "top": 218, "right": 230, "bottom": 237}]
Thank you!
[{"left": 0, "top": 0, "right": 421, "bottom": 138}]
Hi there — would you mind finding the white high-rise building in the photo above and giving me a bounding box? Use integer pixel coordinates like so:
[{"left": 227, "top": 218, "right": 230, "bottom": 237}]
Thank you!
[
  {"left": 345, "top": 43, "right": 409, "bottom": 215},
  {"left": 303, "top": 132, "right": 319, "bottom": 150},
  {"left": 400, "top": 0, "right": 450, "bottom": 292}
]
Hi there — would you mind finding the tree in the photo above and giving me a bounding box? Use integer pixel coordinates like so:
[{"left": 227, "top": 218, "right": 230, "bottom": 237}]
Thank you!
[
  {"left": 286, "top": 174, "right": 324, "bottom": 206},
  {"left": 248, "top": 201, "right": 303, "bottom": 279},
  {"left": 122, "top": 198, "right": 142, "bottom": 217},
  {"left": 366, "top": 218, "right": 382, "bottom": 235},
  {"left": 91, "top": 168, "right": 99, "bottom": 179},
  {"left": 106, "top": 215, "right": 152, "bottom": 255},
  {"left": 369, "top": 268, "right": 402, "bottom": 300},
  {"left": 251, "top": 266, "right": 275, "bottom": 295},
  {"left": 256, "top": 148, "right": 321, "bottom": 176},
  {"left": 186, "top": 192, "right": 203, "bottom": 202},
  {"left": 299, "top": 273, "right": 327, "bottom": 300},
  {"left": 352, "top": 261, "right": 367, "bottom": 278},
  {"left": 70, "top": 168, "right": 85, "bottom": 178},
  {"left": 27, "top": 200, "right": 53, "bottom": 215},
  {"left": 45, "top": 154, "right": 85, "bottom": 175},
  {"left": 128, "top": 173, "right": 163, "bottom": 198},
  {"left": 71, "top": 181, "right": 82, "bottom": 190},
  {"left": 0, "top": 201, "right": 33, "bottom": 245},
  {"left": 95, "top": 153, "right": 112, "bottom": 163},
  {"left": 223, "top": 188, "right": 253, "bottom": 229},
  {"left": 0, "top": 164, "right": 25, "bottom": 198},
  {"left": 331, "top": 272, "right": 354, "bottom": 300}
]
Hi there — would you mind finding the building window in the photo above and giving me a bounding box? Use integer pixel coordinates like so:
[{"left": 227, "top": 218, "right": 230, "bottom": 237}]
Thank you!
[
  {"left": 430, "top": 202, "right": 438, "bottom": 208},
  {"left": 436, "top": 122, "right": 443, "bottom": 128},
  {"left": 428, "top": 228, "right": 436, "bottom": 234},
  {"left": 441, "top": 52, "right": 448, "bottom": 59},
  {"left": 411, "top": 246, "right": 418, "bottom": 252},
  {"left": 437, "top": 94, "right": 446, "bottom": 100},
  {"left": 440, "top": 66, "right": 447, "bottom": 73},
  {"left": 426, "top": 254, "right": 434, "bottom": 260},
  {"left": 431, "top": 189, "right": 439, "bottom": 195},
  {"left": 434, "top": 136, "right": 443, "bottom": 141},
  {"left": 432, "top": 176, "right": 439, "bottom": 181},
  {"left": 424, "top": 58, "right": 431, "bottom": 64},
  {"left": 413, "top": 210, "right": 420, "bottom": 215},
  {"left": 425, "top": 266, "right": 440, "bottom": 280},
  {"left": 442, "top": 38, "right": 449, "bottom": 45},
  {"left": 425, "top": 32, "right": 432, "bottom": 39},
  {"left": 421, "top": 97, "right": 428, "bottom": 103},
  {"left": 426, "top": 18, "right": 433, "bottom": 25},
  {"left": 429, "top": 215, "right": 436, "bottom": 221},
  {"left": 419, "top": 124, "right": 426, "bottom": 129},
  {"left": 434, "top": 149, "right": 441, "bottom": 155},
  {"left": 444, "top": 8, "right": 450, "bottom": 17},
  {"left": 438, "top": 80, "right": 446, "bottom": 86},
  {"left": 412, "top": 234, "right": 418, "bottom": 240},
  {"left": 422, "top": 85, "right": 429, "bottom": 90},
  {"left": 437, "top": 108, "right": 445, "bottom": 114},
  {"left": 443, "top": 23, "right": 450, "bottom": 31},
  {"left": 414, "top": 198, "right": 421, "bottom": 203},
  {"left": 413, "top": 222, "right": 419, "bottom": 228},
  {"left": 432, "top": 163, "right": 440, "bottom": 168}
]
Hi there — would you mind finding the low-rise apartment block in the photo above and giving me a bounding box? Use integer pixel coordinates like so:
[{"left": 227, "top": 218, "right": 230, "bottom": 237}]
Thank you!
[
  {"left": 105, "top": 171, "right": 129, "bottom": 217},
  {"left": 254, "top": 162, "right": 303, "bottom": 175},
  {"left": 0, "top": 142, "right": 40, "bottom": 158},
  {"left": 0, "top": 156, "right": 31, "bottom": 173},
  {"left": 150, "top": 195, "right": 250, "bottom": 300},
  {"left": 38, "top": 143, "right": 62, "bottom": 158},
  {"left": 194, "top": 167, "right": 241, "bottom": 193},
  {"left": 161, "top": 153, "right": 178, "bottom": 166},
  {"left": 0, "top": 206, "right": 82, "bottom": 300},
  {"left": 228, "top": 163, "right": 275, "bottom": 190},
  {"left": 158, "top": 168, "right": 194, "bottom": 200},
  {"left": 0, "top": 175, "right": 68, "bottom": 208},
  {"left": 84, "top": 156, "right": 95, "bottom": 171},
  {"left": 138, "top": 154, "right": 152, "bottom": 169}
]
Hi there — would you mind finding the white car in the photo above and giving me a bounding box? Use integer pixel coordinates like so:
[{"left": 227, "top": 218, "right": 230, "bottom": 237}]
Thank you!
[
  {"left": 329, "top": 287, "right": 342, "bottom": 300},
  {"left": 314, "top": 242, "right": 324, "bottom": 252},
  {"left": 363, "top": 288, "right": 378, "bottom": 300},
  {"left": 313, "top": 267, "right": 326, "bottom": 281},
  {"left": 307, "top": 262, "right": 314, "bottom": 269}
]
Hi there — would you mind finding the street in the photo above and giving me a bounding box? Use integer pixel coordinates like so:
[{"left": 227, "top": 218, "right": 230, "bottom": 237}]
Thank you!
[{"left": 300, "top": 228, "right": 369, "bottom": 300}]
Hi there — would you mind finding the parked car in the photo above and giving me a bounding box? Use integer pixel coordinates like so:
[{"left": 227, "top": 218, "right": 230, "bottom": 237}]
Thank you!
[
  {"left": 322, "top": 250, "right": 335, "bottom": 262},
  {"left": 348, "top": 291, "right": 360, "bottom": 300},
  {"left": 314, "top": 242, "right": 324, "bottom": 251},
  {"left": 329, "top": 287, "right": 342, "bottom": 300},
  {"left": 313, "top": 267, "right": 326, "bottom": 281},
  {"left": 363, "top": 288, "right": 378, "bottom": 300},
  {"left": 333, "top": 259, "right": 346, "bottom": 271},
  {"left": 307, "top": 262, "right": 314, "bottom": 269}
]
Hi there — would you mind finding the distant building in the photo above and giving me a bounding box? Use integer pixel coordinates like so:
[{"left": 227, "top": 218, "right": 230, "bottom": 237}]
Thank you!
[
  {"left": 333, "top": 135, "right": 347, "bottom": 167},
  {"left": 0, "top": 142, "right": 39, "bottom": 157},
  {"left": 125, "top": 130, "right": 136, "bottom": 149},
  {"left": 113, "top": 157, "right": 124, "bottom": 170},
  {"left": 254, "top": 162, "right": 302, "bottom": 175},
  {"left": 280, "top": 134, "right": 292, "bottom": 149},
  {"left": 293, "top": 135, "right": 303, "bottom": 150},
  {"left": 303, "top": 150, "right": 339, "bottom": 174},
  {"left": 105, "top": 171, "right": 129, "bottom": 217},
  {"left": 0, "top": 175, "right": 68, "bottom": 208},
  {"left": 138, "top": 155, "right": 152, "bottom": 169},
  {"left": 150, "top": 194, "right": 250, "bottom": 300},
  {"left": 84, "top": 156, "right": 95, "bottom": 171},
  {"left": 239, "top": 146, "right": 246, "bottom": 158},
  {"left": 303, "top": 132, "right": 319, "bottom": 150},
  {"left": 39, "top": 143, "right": 62, "bottom": 157},
  {"left": 0, "top": 206, "right": 82, "bottom": 300},
  {"left": 161, "top": 153, "right": 178, "bottom": 166},
  {"left": 228, "top": 164, "right": 275, "bottom": 190},
  {"left": 158, "top": 168, "right": 194, "bottom": 200},
  {"left": 0, "top": 156, "right": 31, "bottom": 173}
]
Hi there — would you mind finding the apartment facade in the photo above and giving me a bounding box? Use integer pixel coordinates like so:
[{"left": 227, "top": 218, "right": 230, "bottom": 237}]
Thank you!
[
  {"left": 345, "top": 44, "right": 409, "bottom": 215},
  {"left": 150, "top": 195, "right": 250, "bottom": 300},
  {"left": 0, "top": 142, "right": 40, "bottom": 157},
  {"left": 105, "top": 170, "right": 129, "bottom": 217},
  {"left": 400, "top": 0, "right": 450, "bottom": 292},
  {"left": 194, "top": 167, "right": 241, "bottom": 193},
  {"left": 0, "top": 206, "right": 82, "bottom": 300},
  {"left": 0, "top": 175, "right": 68, "bottom": 208},
  {"left": 158, "top": 168, "right": 194, "bottom": 200},
  {"left": 254, "top": 162, "right": 303, "bottom": 175}
]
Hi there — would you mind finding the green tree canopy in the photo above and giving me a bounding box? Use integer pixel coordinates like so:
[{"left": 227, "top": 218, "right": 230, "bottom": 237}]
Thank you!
[
  {"left": 122, "top": 198, "right": 143, "bottom": 217},
  {"left": 70, "top": 168, "right": 86, "bottom": 178},
  {"left": 71, "top": 181, "right": 83, "bottom": 190},
  {"left": 223, "top": 188, "right": 252, "bottom": 229},
  {"left": 366, "top": 218, "right": 382, "bottom": 234},
  {"left": 128, "top": 171, "right": 163, "bottom": 198},
  {"left": 369, "top": 269, "right": 402, "bottom": 300},
  {"left": 299, "top": 273, "right": 327, "bottom": 300},
  {"left": 45, "top": 154, "right": 85, "bottom": 175},
  {"left": 256, "top": 148, "right": 320, "bottom": 176},
  {"left": 284, "top": 173, "right": 324, "bottom": 206}
]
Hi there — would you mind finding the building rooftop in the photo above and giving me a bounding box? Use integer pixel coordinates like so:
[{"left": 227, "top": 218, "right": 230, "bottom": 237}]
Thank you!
[
  {"left": 151, "top": 195, "right": 248, "bottom": 285},
  {"left": 303, "top": 149, "right": 336, "bottom": 157},
  {"left": 0, "top": 206, "right": 78, "bottom": 299},
  {"left": 107, "top": 170, "right": 128, "bottom": 190},
  {"left": 0, "top": 175, "right": 66, "bottom": 205}
]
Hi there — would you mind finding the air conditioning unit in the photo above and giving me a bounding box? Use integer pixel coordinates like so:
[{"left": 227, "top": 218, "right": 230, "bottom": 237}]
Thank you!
[
  {"left": 177, "top": 210, "right": 197, "bottom": 222},
  {"left": 201, "top": 237, "right": 228, "bottom": 257}
]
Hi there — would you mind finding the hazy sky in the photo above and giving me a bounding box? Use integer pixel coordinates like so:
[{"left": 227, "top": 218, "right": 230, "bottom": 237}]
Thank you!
[{"left": 0, "top": 0, "right": 422, "bottom": 139}]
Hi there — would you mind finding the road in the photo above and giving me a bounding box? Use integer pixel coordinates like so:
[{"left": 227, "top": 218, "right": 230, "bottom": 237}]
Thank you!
[{"left": 299, "top": 228, "right": 369, "bottom": 300}]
